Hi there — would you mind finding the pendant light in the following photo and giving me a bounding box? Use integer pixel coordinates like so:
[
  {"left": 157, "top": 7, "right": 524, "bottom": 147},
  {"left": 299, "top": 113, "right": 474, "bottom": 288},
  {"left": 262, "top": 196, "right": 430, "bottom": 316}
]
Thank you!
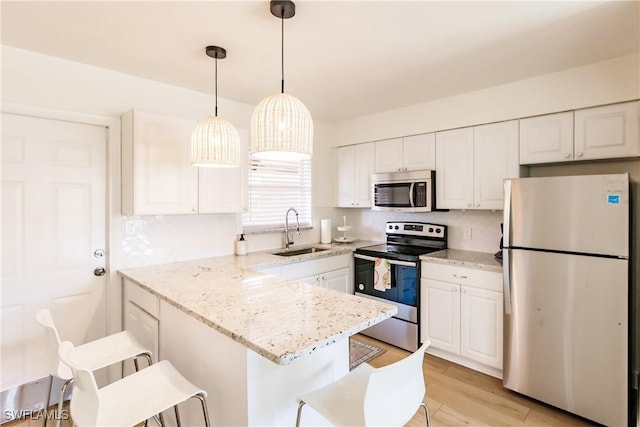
[
  {"left": 191, "top": 45, "right": 240, "bottom": 167},
  {"left": 251, "top": 0, "right": 313, "bottom": 161}
]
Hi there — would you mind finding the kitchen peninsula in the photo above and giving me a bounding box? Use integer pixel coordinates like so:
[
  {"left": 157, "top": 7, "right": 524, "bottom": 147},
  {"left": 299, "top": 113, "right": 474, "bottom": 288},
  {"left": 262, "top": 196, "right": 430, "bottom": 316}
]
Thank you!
[{"left": 119, "top": 248, "right": 396, "bottom": 426}]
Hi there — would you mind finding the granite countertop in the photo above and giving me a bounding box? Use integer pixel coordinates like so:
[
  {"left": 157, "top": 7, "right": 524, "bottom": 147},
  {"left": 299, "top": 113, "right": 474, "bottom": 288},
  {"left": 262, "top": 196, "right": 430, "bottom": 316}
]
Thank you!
[
  {"left": 119, "top": 240, "right": 395, "bottom": 366},
  {"left": 420, "top": 249, "right": 503, "bottom": 273}
]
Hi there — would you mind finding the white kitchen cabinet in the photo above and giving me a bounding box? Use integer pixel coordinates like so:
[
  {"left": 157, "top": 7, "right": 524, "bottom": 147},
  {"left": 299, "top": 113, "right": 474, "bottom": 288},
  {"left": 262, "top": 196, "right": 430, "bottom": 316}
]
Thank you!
[
  {"left": 281, "top": 254, "right": 352, "bottom": 294},
  {"left": 122, "top": 109, "right": 245, "bottom": 215},
  {"left": 122, "top": 110, "right": 198, "bottom": 215},
  {"left": 575, "top": 101, "right": 639, "bottom": 160},
  {"left": 374, "top": 133, "right": 435, "bottom": 173},
  {"left": 300, "top": 267, "right": 351, "bottom": 294},
  {"left": 520, "top": 102, "right": 639, "bottom": 165},
  {"left": 336, "top": 143, "right": 374, "bottom": 208},
  {"left": 123, "top": 280, "right": 159, "bottom": 366},
  {"left": 421, "top": 262, "right": 503, "bottom": 377},
  {"left": 436, "top": 120, "right": 518, "bottom": 210},
  {"left": 519, "top": 111, "right": 574, "bottom": 164}
]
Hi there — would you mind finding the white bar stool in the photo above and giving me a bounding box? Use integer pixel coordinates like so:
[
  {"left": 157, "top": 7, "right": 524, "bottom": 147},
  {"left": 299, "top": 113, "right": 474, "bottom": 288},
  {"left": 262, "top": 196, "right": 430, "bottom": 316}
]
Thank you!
[
  {"left": 58, "top": 340, "right": 211, "bottom": 427},
  {"left": 295, "top": 340, "right": 432, "bottom": 427},
  {"left": 36, "top": 308, "right": 152, "bottom": 427}
]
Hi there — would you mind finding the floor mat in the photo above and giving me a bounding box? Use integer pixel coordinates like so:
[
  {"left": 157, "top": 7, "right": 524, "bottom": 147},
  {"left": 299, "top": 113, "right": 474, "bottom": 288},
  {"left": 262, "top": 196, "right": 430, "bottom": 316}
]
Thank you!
[{"left": 349, "top": 338, "right": 386, "bottom": 371}]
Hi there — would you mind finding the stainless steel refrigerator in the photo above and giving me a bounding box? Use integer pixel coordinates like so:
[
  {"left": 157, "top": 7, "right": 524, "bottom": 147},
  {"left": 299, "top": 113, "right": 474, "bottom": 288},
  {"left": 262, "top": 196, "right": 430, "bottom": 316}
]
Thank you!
[{"left": 503, "top": 173, "right": 629, "bottom": 427}]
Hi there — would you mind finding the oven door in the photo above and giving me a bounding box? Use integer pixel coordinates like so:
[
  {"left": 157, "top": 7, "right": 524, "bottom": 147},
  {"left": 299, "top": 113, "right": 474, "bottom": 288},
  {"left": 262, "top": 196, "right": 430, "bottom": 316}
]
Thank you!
[
  {"left": 372, "top": 182, "right": 414, "bottom": 210},
  {"left": 354, "top": 254, "right": 418, "bottom": 307}
]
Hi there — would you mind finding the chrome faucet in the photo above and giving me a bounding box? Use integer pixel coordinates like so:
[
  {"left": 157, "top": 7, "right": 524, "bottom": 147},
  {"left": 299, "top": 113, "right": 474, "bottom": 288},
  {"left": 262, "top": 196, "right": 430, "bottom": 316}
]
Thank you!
[{"left": 284, "top": 208, "right": 300, "bottom": 249}]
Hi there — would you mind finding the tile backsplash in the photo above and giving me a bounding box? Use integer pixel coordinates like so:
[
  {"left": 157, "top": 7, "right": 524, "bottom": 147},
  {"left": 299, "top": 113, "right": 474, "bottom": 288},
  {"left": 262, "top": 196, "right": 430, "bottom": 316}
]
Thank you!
[
  {"left": 336, "top": 209, "right": 503, "bottom": 253},
  {"left": 121, "top": 213, "right": 238, "bottom": 268}
]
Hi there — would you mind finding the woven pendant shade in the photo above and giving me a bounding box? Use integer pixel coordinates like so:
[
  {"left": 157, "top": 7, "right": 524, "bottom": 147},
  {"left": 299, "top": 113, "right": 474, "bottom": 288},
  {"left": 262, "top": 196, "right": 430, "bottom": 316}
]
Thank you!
[
  {"left": 191, "top": 115, "right": 240, "bottom": 167},
  {"left": 251, "top": 92, "right": 313, "bottom": 161}
]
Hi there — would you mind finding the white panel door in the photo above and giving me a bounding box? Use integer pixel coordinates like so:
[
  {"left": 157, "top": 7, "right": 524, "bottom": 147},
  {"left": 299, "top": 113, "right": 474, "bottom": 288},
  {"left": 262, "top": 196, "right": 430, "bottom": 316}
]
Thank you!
[
  {"left": 403, "top": 133, "right": 436, "bottom": 171},
  {"left": 1, "top": 113, "right": 107, "bottom": 391},
  {"left": 435, "top": 128, "right": 474, "bottom": 209},
  {"left": 354, "top": 143, "right": 374, "bottom": 208},
  {"left": 323, "top": 268, "right": 351, "bottom": 294},
  {"left": 519, "top": 111, "right": 574, "bottom": 164},
  {"left": 420, "top": 279, "right": 460, "bottom": 353},
  {"left": 374, "top": 138, "right": 403, "bottom": 173},
  {"left": 575, "top": 101, "right": 639, "bottom": 160},
  {"left": 460, "top": 286, "right": 503, "bottom": 369},
  {"left": 336, "top": 145, "right": 356, "bottom": 207},
  {"left": 473, "top": 120, "right": 519, "bottom": 210}
]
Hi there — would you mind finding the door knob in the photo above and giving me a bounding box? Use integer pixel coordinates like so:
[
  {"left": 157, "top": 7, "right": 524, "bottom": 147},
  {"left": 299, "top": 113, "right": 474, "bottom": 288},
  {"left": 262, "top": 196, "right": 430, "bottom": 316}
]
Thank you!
[{"left": 94, "top": 267, "right": 106, "bottom": 277}]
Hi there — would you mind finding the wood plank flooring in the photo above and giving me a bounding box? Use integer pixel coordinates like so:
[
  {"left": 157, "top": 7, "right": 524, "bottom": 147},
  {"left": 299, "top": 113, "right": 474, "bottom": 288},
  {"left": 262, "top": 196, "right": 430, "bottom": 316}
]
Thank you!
[
  {"left": 6, "top": 335, "right": 597, "bottom": 426},
  {"left": 355, "top": 334, "right": 597, "bottom": 427}
]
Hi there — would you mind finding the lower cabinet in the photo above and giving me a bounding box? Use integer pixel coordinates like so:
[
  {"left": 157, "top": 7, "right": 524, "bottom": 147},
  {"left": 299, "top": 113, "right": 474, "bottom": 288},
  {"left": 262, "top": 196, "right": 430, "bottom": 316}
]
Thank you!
[
  {"left": 420, "top": 262, "right": 503, "bottom": 378},
  {"left": 299, "top": 267, "right": 351, "bottom": 293},
  {"left": 280, "top": 254, "right": 353, "bottom": 294},
  {"left": 123, "top": 280, "right": 159, "bottom": 367}
]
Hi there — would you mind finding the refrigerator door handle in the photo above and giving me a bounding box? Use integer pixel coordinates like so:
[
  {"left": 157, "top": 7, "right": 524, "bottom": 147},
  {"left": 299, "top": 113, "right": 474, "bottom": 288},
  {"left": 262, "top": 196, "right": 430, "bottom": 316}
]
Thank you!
[
  {"left": 503, "top": 179, "right": 512, "bottom": 248},
  {"left": 503, "top": 248, "right": 512, "bottom": 314}
]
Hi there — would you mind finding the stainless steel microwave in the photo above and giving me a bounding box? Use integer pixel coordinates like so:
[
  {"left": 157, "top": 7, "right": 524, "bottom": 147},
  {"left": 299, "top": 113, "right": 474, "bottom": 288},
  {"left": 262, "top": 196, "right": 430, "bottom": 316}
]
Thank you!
[{"left": 371, "top": 170, "right": 435, "bottom": 212}]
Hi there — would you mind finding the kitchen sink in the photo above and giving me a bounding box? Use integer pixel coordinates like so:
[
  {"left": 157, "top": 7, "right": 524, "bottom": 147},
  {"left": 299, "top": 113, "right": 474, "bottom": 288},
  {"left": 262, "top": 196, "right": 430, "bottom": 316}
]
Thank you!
[{"left": 273, "top": 247, "right": 330, "bottom": 257}]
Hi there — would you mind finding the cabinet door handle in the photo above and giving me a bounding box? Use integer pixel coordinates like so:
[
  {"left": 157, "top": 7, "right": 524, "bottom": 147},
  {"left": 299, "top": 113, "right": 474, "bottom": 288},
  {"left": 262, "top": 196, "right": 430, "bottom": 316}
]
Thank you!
[
  {"left": 475, "top": 203, "right": 480, "bottom": 208},
  {"left": 322, "top": 276, "right": 326, "bottom": 280},
  {"left": 466, "top": 203, "right": 472, "bottom": 208},
  {"left": 461, "top": 289, "right": 467, "bottom": 294},
  {"left": 451, "top": 287, "right": 458, "bottom": 292},
  {"left": 453, "top": 274, "right": 468, "bottom": 279},
  {"left": 576, "top": 152, "right": 583, "bottom": 158},
  {"left": 564, "top": 153, "right": 571, "bottom": 159}
]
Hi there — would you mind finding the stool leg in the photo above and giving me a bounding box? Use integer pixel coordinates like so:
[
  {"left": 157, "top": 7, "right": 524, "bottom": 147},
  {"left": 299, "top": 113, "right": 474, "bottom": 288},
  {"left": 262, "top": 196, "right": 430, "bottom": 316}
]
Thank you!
[
  {"left": 43, "top": 375, "right": 53, "bottom": 427},
  {"left": 295, "top": 401, "right": 306, "bottom": 427},
  {"left": 420, "top": 402, "right": 431, "bottom": 427},
  {"left": 56, "top": 379, "right": 73, "bottom": 427},
  {"left": 194, "top": 394, "right": 210, "bottom": 427},
  {"left": 174, "top": 405, "right": 181, "bottom": 427}
]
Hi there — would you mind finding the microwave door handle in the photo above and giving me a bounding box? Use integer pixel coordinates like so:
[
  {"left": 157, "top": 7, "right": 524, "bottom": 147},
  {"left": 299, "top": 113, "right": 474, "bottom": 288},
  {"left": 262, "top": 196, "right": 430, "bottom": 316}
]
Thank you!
[{"left": 409, "top": 182, "right": 415, "bottom": 207}]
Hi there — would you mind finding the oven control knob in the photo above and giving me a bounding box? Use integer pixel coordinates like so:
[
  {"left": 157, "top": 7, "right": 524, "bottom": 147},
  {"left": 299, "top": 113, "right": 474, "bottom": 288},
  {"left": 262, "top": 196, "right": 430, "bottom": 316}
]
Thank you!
[
  {"left": 435, "top": 228, "right": 441, "bottom": 233},
  {"left": 394, "top": 226, "right": 399, "bottom": 230},
  {"left": 358, "top": 283, "right": 365, "bottom": 291},
  {"left": 428, "top": 227, "right": 433, "bottom": 232}
]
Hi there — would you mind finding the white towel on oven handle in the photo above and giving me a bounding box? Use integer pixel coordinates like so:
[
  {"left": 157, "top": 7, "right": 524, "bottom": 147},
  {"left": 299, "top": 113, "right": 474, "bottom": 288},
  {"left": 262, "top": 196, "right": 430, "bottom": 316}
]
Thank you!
[{"left": 373, "top": 258, "right": 391, "bottom": 292}]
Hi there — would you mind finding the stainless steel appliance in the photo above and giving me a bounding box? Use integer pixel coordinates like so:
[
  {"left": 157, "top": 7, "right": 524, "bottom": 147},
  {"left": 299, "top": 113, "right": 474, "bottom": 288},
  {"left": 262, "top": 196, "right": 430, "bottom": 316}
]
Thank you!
[
  {"left": 503, "top": 173, "right": 629, "bottom": 427},
  {"left": 372, "top": 170, "right": 435, "bottom": 212},
  {"left": 354, "top": 221, "right": 447, "bottom": 351}
]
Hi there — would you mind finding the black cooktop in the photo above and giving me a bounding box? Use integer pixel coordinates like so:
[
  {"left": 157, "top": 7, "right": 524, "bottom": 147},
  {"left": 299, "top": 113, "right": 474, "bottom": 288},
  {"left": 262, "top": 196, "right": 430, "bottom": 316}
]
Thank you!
[
  {"left": 354, "top": 221, "right": 448, "bottom": 262},
  {"left": 355, "top": 243, "right": 443, "bottom": 262}
]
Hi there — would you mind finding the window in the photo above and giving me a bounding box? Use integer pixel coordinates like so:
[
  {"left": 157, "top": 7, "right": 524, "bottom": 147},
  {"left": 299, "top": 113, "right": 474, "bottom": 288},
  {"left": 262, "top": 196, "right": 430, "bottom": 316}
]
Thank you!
[{"left": 242, "top": 156, "right": 312, "bottom": 232}]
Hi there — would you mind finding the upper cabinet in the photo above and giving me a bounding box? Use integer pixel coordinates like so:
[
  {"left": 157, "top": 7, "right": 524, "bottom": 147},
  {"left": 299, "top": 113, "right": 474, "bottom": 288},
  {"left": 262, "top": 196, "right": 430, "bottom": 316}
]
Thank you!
[
  {"left": 436, "top": 120, "right": 519, "bottom": 210},
  {"left": 575, "top": 101, "right": 639, "bottom": 161},
  {"left": 122, "top": 110, "right": 245, "bottom": 216},
  {"left": 520, "top": 101, "right": 639, "bottom": 165},
  {"left": 519, "top": 111, "right": 574, "bottom": 164},
  {"left": 336, "top": 143, "right": 374, "bottom": 208},
  {"left": 374, "top": 133, "right": 435, "bottom": 173}
]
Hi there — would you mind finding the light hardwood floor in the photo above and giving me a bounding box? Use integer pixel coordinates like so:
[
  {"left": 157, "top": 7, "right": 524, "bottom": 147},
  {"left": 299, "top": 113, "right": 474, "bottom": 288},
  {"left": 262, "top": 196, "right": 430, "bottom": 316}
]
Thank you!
[
  {"left": 6, "top": 336, "right": 596, "bottom": 427},
  {"left": 355, "top": 334, "right": 597, "bottom": 427}
]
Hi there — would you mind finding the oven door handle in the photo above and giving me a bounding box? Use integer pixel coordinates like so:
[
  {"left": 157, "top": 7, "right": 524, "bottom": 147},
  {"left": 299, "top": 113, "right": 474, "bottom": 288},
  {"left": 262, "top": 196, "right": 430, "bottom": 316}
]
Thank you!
[{"left": 354, "top": 253, "right": 416, "bottom": 267}]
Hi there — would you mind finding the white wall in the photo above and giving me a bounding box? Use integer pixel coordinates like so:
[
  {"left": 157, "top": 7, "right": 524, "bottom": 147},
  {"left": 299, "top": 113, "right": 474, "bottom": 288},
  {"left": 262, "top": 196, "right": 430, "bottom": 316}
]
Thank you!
[
  {"left": 329, "top": 53, "right": 640, "bottom": 252},
  {"left": 1, "top": 46, "right": 336, "bottom": 264}
]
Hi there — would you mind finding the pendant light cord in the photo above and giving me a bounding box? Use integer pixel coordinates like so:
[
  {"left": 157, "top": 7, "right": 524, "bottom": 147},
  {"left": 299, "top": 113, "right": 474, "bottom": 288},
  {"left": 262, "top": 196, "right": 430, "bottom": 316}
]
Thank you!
[
  {"left": 281, "top": 13, "right": 285, "bottom": 94},
  {"left": 214, "top": 55, "right": 219, "bottom": 117}
]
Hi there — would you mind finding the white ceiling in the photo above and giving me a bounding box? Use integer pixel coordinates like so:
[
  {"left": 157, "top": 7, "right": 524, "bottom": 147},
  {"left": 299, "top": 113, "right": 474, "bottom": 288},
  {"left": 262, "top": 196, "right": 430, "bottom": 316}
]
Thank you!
[{"left": 1, "top": 1, "right": 638, "bottom": 122}]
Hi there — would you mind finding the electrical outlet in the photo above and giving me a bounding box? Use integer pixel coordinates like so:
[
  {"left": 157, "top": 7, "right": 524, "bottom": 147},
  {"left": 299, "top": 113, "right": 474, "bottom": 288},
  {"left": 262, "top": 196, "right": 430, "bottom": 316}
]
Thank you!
[{"left": 463, "top": 227, "right": 472, "bottom": 240}]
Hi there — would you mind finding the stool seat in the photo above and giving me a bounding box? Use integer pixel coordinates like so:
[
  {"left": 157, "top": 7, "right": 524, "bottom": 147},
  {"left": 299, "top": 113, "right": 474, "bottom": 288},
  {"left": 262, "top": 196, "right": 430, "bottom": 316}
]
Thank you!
[
  {"left": 36, "top": 309, "right": 152, "bottom": 427},
  {"left": 59, "top": 341, "right": 210, "bottom": 427},
  {"left": 296, "top": 340, "right": 432, "bottom": 427}
]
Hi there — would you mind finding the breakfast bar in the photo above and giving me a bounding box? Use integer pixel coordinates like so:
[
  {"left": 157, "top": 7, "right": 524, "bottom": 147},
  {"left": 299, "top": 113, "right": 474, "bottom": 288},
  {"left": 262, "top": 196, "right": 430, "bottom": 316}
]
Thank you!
[{"left": 119, "top": 252, "right": 396, "bottom": 426}]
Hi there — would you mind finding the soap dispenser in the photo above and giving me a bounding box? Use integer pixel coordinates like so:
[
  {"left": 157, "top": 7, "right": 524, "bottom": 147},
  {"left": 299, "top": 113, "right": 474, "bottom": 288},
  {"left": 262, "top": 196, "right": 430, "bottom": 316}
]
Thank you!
[{"left": 235, "top": 234, "right": 247, "bottom": 256}]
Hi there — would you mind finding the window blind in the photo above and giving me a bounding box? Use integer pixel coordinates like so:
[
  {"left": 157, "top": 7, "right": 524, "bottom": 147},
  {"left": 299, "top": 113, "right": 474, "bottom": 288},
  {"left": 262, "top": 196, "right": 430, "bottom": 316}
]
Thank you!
[{"left": 242, "top": 156, "right": 312, "bottom": 232}]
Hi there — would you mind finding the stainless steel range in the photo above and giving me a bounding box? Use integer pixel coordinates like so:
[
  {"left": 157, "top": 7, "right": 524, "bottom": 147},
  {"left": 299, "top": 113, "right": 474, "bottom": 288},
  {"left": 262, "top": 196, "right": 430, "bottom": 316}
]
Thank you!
[{"left": 354, "top": 221, "right": 447, "bottom": 351}]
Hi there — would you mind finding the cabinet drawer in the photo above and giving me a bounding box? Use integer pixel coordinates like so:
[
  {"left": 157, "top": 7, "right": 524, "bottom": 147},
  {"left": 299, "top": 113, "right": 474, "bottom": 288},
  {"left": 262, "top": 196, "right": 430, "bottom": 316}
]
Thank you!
[
  {"left": 124, "top": 279, "right": 160, "bottom": 318},
  {"left": 421, "top": 262, "right": 502, "bottom": 292},
  {"left": 281, "top": 254, "right": 351, "bottom": 280}
]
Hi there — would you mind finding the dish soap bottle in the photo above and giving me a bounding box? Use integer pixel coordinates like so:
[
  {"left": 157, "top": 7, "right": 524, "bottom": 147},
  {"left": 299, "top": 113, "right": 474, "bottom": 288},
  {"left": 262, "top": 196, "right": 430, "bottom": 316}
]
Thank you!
[{"left": 235, "top": 234, "right": 247, "bottom": 256}]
